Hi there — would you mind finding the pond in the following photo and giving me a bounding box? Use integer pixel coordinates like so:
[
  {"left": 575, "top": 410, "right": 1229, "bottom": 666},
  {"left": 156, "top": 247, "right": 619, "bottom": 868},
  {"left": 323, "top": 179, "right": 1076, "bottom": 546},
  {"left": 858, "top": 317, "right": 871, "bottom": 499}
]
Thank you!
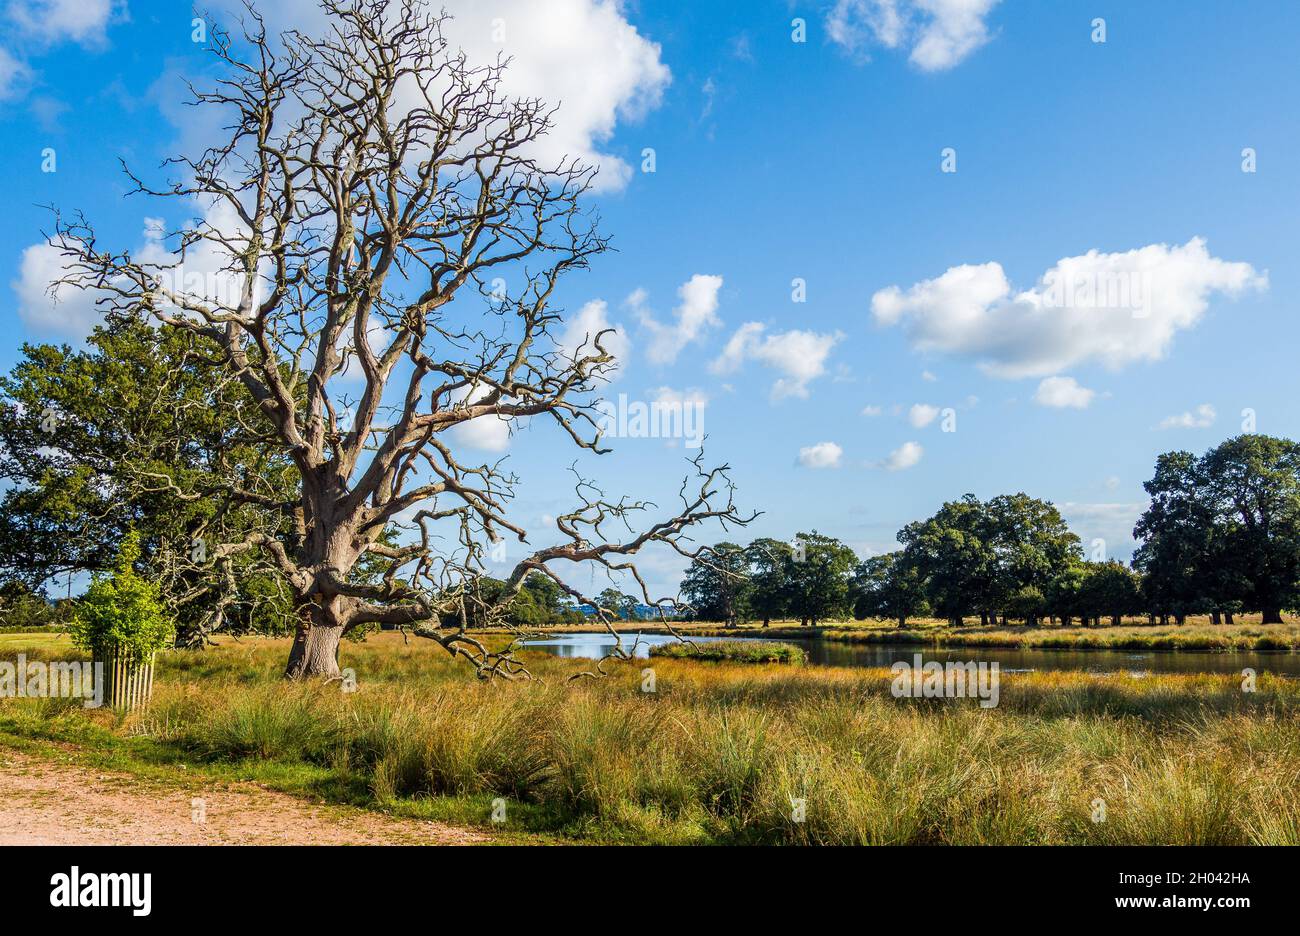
[
  {"left": 521, "top": 631, "right": 1300, "bottom": 676},
  {"left": 519, "top": 632, "right": 719, "bottom": 659}
]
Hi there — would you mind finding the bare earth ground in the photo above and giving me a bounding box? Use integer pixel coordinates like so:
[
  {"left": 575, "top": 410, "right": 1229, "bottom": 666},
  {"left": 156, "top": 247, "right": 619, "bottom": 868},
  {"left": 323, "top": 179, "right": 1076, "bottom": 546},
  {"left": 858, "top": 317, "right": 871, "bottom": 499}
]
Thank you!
[{"left": 0, "top": 749, "right": 487, "bottom": 845}]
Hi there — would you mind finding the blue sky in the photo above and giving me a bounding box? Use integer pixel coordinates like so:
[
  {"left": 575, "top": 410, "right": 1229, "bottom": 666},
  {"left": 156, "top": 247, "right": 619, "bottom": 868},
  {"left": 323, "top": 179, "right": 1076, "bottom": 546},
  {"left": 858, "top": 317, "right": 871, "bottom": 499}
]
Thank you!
[{"left": 2, "top": 1, "right": 1298, "bottom": 598}]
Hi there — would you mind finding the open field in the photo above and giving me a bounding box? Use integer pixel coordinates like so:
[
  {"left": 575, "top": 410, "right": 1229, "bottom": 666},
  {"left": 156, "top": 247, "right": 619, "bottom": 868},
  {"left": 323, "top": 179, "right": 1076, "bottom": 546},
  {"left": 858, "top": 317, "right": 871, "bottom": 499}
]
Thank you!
[{"left": 2, "top": 630, "right": 1299, "bottom": 845}]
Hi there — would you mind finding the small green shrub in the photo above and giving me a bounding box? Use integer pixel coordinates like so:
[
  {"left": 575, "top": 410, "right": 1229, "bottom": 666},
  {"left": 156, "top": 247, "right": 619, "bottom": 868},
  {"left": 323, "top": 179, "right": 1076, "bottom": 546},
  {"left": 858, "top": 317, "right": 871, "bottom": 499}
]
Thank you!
[{"left": 69, "top": 531, "right": 174, "bottom": 662}]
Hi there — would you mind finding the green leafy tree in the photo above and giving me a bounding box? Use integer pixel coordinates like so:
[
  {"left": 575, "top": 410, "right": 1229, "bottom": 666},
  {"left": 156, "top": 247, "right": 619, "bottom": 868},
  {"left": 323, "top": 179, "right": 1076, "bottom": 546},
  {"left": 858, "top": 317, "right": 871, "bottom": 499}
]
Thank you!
[
  {"left": 1004, "top": 584, "right": 1047, "bottom": 626},
  {"left": 745, "top": 537, "right": 792, "bottom": 626},
  {"left": 0, "top": 317, "right": 298, "bottom": 644},
  {"left": 983, "top": 493, "right": 1081, "bottom": 626},
  {"left": 1133, "top": 451, "right": 1213, "bottom": 624},
  {"left": 681, "top": 543, "right": 752, "bottom": 626},
  {"left": 900, "top": 494, "right": 1079, "bottom": 626},
  {"left": 784, "top": 531, "right": 857, "bottom": 626},
  {"left": 1045, "top": 561, "right": 1088, "bottom": 626},
  {"left": 70, "top": 532, "right": 174, "bottom": 662},
  {"left": 898, "top": 495, "right": 995, "bottom": 626},
  {"left": 0, "top": 582, "right": 69, "bottom": 629},
  {"left": 513, "top": 573, "right": 580, "bottom": 626},
  {"left": 852, "top": 551, "right": 928, "bottom": 627},
  {"left": 1199, "top": 435, "right": 1300, "bottom": 623},
  {"left": 1135, "top": 436, "right": 1300, "bottom": 624},
  {"left": 1076, "top": 560, "right": 1142, "bottom": 626}
]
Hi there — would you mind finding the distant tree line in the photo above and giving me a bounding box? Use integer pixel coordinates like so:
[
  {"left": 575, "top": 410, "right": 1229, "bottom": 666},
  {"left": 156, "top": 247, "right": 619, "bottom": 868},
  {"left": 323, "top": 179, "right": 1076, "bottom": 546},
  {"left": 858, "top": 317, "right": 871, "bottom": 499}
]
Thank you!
[
  {"left": 2, "top": 327, "right": 1297, "bottom": 638},
  {"left": 681, "top": 435, "right": 1300, "bottom": 628}
]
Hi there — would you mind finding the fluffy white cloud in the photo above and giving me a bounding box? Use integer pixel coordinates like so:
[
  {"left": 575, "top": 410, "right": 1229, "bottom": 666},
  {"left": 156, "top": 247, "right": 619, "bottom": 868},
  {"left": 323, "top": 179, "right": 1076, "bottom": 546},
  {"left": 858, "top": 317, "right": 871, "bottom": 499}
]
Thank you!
[
  {"left": 908, "top": 403, "right": 940, "bottom": 427},
  {"left": 879, "top": 440, "right": 924, "bottom": 471},
  {"left": 452, "top": 416, "right": 513, "bottom": 453},
  {"left": 798, "top": 441, "right": 843, "bottom": 469},
  {"left": 12, "top": 241, "right": 100, "bottom": 337},
  {"left": 1158, "top": 403, "right": 1216, "bottom": 430},
  {"left": 15, "top": 200, "right": 263, "bottom": 339},
  {"left": 447, "top": 384, "right": 520, "bottom": 453},
  {"left": 862, "top": 404, "right": 883, "bottom": 416},
  {"left": 827, "top": 0, "right": 1000, "bottom": 71},
  {"left": 212, "top": 0, "right": 669, "bottom": 192},
  {"left": 872, "top": 239, "right": 1266, "bottom": 379},
  {"left": 710, "top": 323, "right": 843, "bottom": 400},
  {"left": 633, "top": 274, "right": 724, "bottom": 365},
  {"left": 0, "top": 0, "right": 118, "bottom": 102},
  {"left": 5, "top": 0, "right": 117, "bottom": 46},
  {"left": 558, "top": 298, "right": 630, "bottom": 376},
  {"left": 1034, "top": 376, "right": 1095, "bottom": 409}
]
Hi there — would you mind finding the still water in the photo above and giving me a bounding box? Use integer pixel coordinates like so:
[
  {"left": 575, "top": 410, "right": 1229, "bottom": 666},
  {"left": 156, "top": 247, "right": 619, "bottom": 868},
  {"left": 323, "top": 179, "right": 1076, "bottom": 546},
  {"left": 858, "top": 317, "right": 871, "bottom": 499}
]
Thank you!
[{"left": 521, "top": 631, "right": 1300, "bottom": 676}]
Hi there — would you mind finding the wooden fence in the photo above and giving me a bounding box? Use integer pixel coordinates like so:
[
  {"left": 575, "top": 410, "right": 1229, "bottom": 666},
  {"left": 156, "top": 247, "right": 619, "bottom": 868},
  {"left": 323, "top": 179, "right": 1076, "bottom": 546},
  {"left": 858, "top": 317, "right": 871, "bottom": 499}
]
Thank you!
[{"left": 98, "top": 648, "right": 156, "bottom": 712}]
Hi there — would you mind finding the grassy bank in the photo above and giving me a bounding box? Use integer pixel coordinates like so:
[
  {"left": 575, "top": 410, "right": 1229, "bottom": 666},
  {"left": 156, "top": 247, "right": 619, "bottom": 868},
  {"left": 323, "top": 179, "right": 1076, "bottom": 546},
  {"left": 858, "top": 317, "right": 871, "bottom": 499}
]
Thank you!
[
  {"left": 685, "top": 618, "right": 1300, "bottom": 654},
  {"left": 649, "top": 640, "right": 805, "bottom": 664},
  {"left": 1, "top": 632, "right": 1298, "bottom": 844}
]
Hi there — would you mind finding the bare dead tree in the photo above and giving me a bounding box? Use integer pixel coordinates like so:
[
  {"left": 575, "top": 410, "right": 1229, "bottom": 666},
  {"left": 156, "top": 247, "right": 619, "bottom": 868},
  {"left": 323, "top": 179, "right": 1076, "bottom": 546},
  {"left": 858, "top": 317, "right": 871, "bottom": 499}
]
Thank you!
[{"left": 49, "top": 0, "right": 753, "bottom": 679}]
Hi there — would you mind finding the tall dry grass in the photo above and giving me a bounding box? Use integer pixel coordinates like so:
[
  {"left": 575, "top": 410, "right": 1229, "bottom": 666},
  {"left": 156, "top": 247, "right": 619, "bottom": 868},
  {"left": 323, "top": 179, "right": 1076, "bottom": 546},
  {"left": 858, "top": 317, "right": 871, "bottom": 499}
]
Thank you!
[{"left": 1, "top": 631, "right": 1298, "bottom": 844}]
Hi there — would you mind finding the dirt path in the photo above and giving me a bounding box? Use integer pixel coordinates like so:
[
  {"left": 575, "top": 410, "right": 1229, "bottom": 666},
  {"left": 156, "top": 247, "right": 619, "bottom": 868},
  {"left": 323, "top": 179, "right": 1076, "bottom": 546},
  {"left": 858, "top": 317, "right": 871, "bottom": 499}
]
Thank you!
[{"left": 0, "top": 749, "right": 487, "bottom": 845}]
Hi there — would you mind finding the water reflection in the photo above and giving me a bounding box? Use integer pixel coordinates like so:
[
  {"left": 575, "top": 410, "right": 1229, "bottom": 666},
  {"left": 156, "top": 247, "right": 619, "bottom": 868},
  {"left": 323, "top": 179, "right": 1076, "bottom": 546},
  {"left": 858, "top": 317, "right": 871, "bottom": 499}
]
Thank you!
[{"left": 520, "top": 632, "right": 718, "bottom": 660}]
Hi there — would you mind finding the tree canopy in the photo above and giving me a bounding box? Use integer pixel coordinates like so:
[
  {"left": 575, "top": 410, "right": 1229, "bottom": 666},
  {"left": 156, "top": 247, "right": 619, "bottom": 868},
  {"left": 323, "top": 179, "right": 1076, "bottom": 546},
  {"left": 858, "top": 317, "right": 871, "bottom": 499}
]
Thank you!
[
  {"left": 1135, "top": 434, "right": 1300, "bottom": 623},
  {"left": 0, "top": 317, "right": 297, "bottom": 643}
]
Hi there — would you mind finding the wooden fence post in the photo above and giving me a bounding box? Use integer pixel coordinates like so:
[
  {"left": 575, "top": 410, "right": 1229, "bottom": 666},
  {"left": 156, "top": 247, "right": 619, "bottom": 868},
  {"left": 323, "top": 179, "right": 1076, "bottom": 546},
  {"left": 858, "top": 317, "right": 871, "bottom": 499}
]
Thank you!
[{"left": 98, "top": 646, "right": 156, "bottom": 712}]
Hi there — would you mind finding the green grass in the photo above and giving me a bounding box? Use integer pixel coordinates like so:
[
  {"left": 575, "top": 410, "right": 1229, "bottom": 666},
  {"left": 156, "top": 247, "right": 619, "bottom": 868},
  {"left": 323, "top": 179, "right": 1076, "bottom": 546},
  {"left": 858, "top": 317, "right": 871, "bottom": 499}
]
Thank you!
[
  {"left": 1, "top": 631, "right": 1298, "bottom": 844},
  {"left": 0, "top": 632, "right": 73, "bottom": 651},
  {"left": 649, "top": 640, "right": 806, "bottom": 664},
  {"left": 684, "top": 618, "right": 1300, "bottom": 654}
]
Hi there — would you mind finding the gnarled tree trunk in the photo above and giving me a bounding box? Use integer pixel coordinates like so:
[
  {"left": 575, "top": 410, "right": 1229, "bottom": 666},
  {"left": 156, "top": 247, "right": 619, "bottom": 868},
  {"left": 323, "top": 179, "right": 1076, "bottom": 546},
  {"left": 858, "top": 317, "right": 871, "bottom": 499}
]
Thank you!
[{"left": 285, "top": 597, "right": 350, "bottom": 680}]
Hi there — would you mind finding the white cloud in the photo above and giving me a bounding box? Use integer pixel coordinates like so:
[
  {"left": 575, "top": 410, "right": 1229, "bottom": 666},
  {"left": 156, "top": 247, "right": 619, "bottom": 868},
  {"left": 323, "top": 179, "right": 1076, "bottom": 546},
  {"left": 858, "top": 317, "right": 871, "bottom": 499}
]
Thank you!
[
  {"left": 5, "top": 0, "right": 118, "bottom": 46},
  {"left": 15, "top": 199, "right": 267, "bottom": 339},
  {"left": 633, "top": 274, "right": 724, "bottom": 365},
  {"left": 212, "top": 0, "right": 669, "bottom": 193},
  {"left": 861, "top": 404, "right": 882, "bottom": 417},
  {"left": 921, "top": 369, "right": 938, "bottom": 382},
  {"left": 0, "top": 46, "right": 28, "bottom": 99},
  {"left": 1059, "top": 501, "right": 1148, "bottom": 558},
  {"left": 1158, "top": 403, "right": 1216, "bottom": 430},
  {"left": 447, "top": 384, "right": 520, "bottom": 453},
  {"left": 798, "top": 441, "right": 843, "bottom": 469},
  {"left": 1034, "top": 376, "right": 1095, "bottom": 409},
  {"left": 710, "top": 323, "right": 842, "bottom": 400},
  {"left": 878, "top": 440, "right": 923, "bottom": 471},
  {"left": 908, "top": 403, "right": 940, "bottom": 427},
  {"left": 12, "top": 241, "right": 101, "bottom": 337},
  {"left": 651, "top": 385, "right": 709, "bottom": 408},
  {"left": 558, "top": 299, "right": 630, "bottom": 377},
  {"left": 827, "top": 0, "right": 1000, "bottom": 71},
  {"left": 452, "top": 417, "right": 512, "bottom": 453},
  {"left": 872, "top": 239, "right": 1266, "bottom": 379},
  {"left": 0, "top": 0, "right": 118, "bottom": 102}
]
